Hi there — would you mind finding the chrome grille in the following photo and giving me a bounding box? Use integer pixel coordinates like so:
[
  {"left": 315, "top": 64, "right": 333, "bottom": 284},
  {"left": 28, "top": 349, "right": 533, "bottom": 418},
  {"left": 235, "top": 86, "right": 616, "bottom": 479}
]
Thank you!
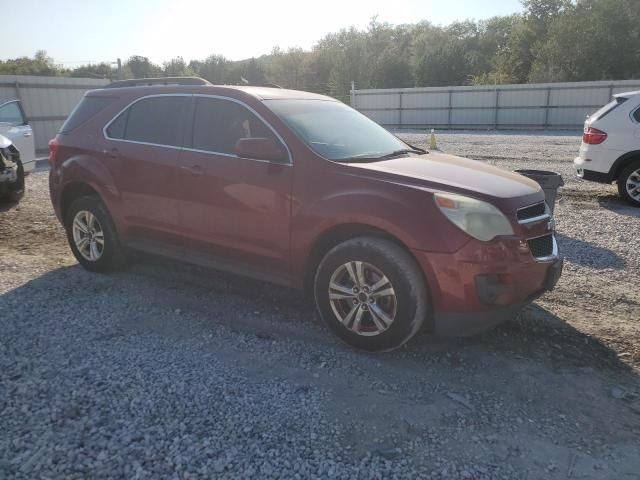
[
  {"left": 528, "top": 234, "right": 554, "bottom": 259},
  {"left": 517, "top": 202, "right": 546, "bottom": 222}
]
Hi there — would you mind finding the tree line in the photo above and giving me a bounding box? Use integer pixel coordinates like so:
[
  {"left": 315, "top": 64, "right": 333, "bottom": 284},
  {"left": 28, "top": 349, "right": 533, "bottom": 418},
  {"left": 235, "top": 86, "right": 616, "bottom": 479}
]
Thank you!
[{"left": 1, "top": 0, "right": 638, "bottom": 101}]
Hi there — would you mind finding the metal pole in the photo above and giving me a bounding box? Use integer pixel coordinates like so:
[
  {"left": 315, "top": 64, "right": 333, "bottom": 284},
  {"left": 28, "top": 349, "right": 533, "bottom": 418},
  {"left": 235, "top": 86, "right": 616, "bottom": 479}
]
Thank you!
[
  {"left": 350, "top": 81, "right": 355, "bottom": 108},
  {"left": 447, "top": 90, "right": 452, "bottom": 130},
  {"left": 544, "top": 87, "right": 551, "bottom": 129},
  {"left": 14, "top": 81, "right": 23, "bottom": 103},
  {"left": 493, "top": 88, "right": 500, "bottom": 130}
]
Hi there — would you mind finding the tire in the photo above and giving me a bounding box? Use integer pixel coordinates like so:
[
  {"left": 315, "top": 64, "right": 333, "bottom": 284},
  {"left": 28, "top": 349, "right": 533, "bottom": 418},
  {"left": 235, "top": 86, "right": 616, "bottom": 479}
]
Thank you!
[
  {"left": 617, "top": 160, "right": 640, "bottom": 207},
  {"left": 64, "top": 196, "right": 125, "bottom": 272},
  {"left": 314, "top": 236, "right": 429, "bottom": 352}
]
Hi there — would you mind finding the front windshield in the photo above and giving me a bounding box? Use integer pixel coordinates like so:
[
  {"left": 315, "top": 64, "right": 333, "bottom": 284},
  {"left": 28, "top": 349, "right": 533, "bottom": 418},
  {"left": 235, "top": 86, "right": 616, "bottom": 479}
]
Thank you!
[{"left": 264, "top": 99, "right": 409, "bottom": 161}]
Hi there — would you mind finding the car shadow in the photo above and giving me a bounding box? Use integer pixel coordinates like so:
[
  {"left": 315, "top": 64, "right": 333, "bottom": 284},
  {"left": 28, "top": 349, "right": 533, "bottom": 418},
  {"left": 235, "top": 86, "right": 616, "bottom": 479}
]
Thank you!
[
  {"left": 1, "top": 255, "right": 634, "bottom": 377},
  {"left": 597, "top": 194, "right": 640, "bottom": 217},
  {"left": 409, "top": 303, "right": 635, "bottom": 374},
  {"left": 555, "top": 232, "right": 625, "bottom": 269},
  {"left": 0, "top": 199, "right": 20, "bottom": 212}
]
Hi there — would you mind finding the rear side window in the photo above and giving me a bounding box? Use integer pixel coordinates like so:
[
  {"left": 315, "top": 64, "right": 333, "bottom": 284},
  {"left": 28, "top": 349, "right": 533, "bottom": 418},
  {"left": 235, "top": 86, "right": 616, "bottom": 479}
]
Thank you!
[
  {"left": 60, "top": 96, "right": 110, "bottom": 133},
  {"left": 191, "top": 97, "right": 281, "bottom": 156},
  {"left": 108, "top": 96, "right": 188, "bottom": 147},
  {"left": 590, "top": 96, "right": 627, "bottom": 121},
  {"left": 633, "top": 107, "right": 640, "bottom": 123},
  {"left": 0, "top": 101, "right": 25, "bottom": 126}
]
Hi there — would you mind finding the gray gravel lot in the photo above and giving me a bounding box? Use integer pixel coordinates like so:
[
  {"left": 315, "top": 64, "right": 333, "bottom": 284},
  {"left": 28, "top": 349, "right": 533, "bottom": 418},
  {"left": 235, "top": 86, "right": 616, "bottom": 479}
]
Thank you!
[{"left": 1, "top": 132, "right": 639, "bottom": 479}]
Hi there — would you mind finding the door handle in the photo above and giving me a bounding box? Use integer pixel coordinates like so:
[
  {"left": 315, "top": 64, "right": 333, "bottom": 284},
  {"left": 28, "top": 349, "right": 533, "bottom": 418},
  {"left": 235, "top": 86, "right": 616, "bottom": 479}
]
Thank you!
[
  {"left": 181, "top": 165, "right": 204, "bottom": 176},
  {"left": 23, "top": 132, "right": 32, "bottom": 137}
]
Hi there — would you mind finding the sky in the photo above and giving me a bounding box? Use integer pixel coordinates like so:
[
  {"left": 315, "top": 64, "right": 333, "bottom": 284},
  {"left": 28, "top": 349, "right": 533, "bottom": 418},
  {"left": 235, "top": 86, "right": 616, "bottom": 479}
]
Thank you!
[{"left": 1, "top": 0, "right": 524, "bottom": 66}]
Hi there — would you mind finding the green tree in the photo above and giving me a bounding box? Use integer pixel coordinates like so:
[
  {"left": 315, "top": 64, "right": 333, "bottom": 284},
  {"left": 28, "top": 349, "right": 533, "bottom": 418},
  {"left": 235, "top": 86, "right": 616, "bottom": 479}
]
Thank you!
[
  {"left": 268, "top": 47, "right": 307, "bottom": 89},
  {"left": 244, "top": 57, "right": 267, "bottom": 85},
  {"left": 125, "top": 56, "right": 161, "bottom": 78},
  {"left": 163, "top": 57, "right": 193, "bottom": 77},
  {"left": 70, "top": 63, "right": 114, "bottom": 79},
  {"left": 189, "top": 55, "right": 231, "bottom": 84},
  {"left": 530, "top": 0, "right": 640, "bottom": 82},
  {"left": 0, "top": 50, "right": 59, "bottom": 76}
]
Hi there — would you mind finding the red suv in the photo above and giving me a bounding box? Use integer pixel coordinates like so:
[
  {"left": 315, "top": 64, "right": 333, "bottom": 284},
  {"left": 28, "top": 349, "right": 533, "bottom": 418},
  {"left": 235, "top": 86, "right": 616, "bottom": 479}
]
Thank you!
[{"left": 49, "top": 77, "right": 562, "bottom": 351}]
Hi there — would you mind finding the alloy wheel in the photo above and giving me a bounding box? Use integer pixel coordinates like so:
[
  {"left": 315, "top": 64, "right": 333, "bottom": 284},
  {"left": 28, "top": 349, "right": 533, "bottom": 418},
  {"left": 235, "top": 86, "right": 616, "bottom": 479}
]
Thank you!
[
  {"left": 328, "top": 261, "right": 397, "bottom": 336},
  {"left": 625, "top": 168, "right": 640, "bottom": 201},
  {"left": 72, "top": 210, "right": 104, "bottom": 261}
]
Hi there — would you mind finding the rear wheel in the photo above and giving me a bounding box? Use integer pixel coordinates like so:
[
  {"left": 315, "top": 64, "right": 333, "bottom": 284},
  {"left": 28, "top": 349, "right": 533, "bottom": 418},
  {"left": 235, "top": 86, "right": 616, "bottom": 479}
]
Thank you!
[
  {"left": 314, "top": 237, "right": 429, "bottom": 352},
  {"left": 65, "top": 196, "right": 125, "bottom": 271},
  {"left": 618, "top": 161, "right": 640, "bottom": 207}
]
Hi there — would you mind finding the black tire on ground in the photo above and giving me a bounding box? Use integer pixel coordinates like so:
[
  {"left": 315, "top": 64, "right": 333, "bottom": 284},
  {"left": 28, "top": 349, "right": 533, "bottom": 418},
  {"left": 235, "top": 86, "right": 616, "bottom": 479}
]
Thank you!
[
  {"left": 617, "top": 160, "right": 640, "bottom": 207},
  {"left": 314, "top": 236, "right": 429, "bottom": 352},
  {"left": 64, "top": 196, "right": 125, "bottom": 272}
]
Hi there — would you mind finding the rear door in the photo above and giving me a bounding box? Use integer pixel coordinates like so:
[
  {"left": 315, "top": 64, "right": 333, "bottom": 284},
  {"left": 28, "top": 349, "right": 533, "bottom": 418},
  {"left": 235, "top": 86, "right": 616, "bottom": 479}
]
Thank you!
[
  {"left": 176, "top": 95, "right": 293, "bottom": 277},
  {"left": 0, "top": 100, "right": 36, "bottom": 169},
  {"left": 103, "top": 94, "right": 191, "bottom": 247}
]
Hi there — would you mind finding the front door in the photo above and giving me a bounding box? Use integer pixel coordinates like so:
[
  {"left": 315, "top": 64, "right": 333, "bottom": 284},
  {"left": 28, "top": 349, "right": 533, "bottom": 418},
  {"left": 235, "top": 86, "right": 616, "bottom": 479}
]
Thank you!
[
  {"left": 0, "top": 101, "right": 36, "bottom": 168},
  {"left": 177, "top": 96, "right": 293, "bottom": 278}
]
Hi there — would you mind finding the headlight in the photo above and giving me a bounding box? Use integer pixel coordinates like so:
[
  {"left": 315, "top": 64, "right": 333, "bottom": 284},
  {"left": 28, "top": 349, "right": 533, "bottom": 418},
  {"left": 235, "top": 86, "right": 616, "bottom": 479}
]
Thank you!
[{"left": 434, "top": 192, "right": 514, "bottom": 242}]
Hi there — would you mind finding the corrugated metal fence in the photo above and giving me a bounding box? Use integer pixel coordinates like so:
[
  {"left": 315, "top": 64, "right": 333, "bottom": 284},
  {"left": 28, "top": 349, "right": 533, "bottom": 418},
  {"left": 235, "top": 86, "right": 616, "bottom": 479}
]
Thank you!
[
  {"left": 351, "top": 79, "right": 640, "bottom": 130},
  {"left": 0, "top": 75, "right": 109, "bottom": 152},
  {"left": 3, "top": 76, "right": 640, "bottom": 151}
]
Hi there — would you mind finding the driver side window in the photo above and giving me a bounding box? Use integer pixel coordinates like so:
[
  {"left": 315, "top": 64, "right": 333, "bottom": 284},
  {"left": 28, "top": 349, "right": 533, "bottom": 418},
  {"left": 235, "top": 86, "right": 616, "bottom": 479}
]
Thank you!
[{"left": 191, "top": 97, "right": 281, "bottom": 156}]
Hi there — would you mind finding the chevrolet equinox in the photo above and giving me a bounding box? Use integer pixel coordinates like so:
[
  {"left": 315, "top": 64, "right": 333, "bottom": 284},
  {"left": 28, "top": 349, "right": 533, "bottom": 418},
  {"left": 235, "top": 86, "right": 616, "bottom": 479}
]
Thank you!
[{"left": 48, "top": 77, "right": 563, "bottom": 351}]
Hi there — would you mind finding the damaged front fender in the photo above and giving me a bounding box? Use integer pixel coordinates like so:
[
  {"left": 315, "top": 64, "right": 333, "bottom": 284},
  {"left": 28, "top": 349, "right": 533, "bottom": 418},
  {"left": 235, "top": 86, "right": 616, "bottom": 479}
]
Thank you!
[{"left": 0, "top": 135, "right": 25, "bottom": 203}]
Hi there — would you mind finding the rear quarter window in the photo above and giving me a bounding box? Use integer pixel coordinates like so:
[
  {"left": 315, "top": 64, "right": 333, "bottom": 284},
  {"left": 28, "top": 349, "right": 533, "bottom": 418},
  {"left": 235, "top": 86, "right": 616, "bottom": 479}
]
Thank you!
[
  {"left": 60, "top": 96, "right": 111, "bottom": 133},
  {"left": 590, "top": 97, "right": 627, "bottom": 122},
  {"left": 633, "top": 106, "right": 640, "bottom": 123}
]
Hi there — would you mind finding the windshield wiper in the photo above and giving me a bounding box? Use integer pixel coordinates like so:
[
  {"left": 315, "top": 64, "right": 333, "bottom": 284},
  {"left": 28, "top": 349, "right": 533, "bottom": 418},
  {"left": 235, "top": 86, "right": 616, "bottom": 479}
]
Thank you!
[
  {"left": 375, "top": 147, "right": 427, "bottom": 160},
  {"left": 337, "top": 146, "right": 427, "bottom": 163},
  {"left": 403, "top": 142, "right": 427, "bottom": 154}
]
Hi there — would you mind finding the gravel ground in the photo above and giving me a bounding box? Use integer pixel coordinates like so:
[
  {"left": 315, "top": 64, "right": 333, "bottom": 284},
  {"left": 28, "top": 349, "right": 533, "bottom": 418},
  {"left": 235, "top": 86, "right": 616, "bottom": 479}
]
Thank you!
[{"left": 1, "top": 132, "right": 639, "bottom": 479}]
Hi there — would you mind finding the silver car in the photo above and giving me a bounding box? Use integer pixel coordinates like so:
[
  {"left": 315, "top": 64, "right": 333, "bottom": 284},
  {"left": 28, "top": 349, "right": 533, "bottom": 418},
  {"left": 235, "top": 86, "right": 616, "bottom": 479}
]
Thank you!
[
  {"left": 0, "top": 134, "right": 24, "bottom": 202},
  {"left": 0, "top": 99, "right": 36, "bottom": 175}
]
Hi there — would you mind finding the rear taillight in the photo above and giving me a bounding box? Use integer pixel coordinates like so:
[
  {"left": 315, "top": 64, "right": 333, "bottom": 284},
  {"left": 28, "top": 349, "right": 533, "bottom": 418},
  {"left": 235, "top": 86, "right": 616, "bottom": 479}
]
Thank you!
[
  {"left": 582, "top": 127, "right": 607, "bottom": 145},
  {"left": 48, "top": 138, "right": 59, "bottom": 165}
]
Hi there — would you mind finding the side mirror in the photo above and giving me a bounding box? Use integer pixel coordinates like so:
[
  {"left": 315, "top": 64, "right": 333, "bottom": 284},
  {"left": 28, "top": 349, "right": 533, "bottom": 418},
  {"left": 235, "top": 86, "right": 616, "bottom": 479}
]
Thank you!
[{"left": 235, "top": 137, "right": 286, "bottom": 163}]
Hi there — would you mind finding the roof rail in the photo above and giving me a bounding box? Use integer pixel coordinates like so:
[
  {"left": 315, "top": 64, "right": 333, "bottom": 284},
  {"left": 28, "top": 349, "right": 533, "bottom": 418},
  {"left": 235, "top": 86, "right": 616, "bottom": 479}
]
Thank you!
[{"left": 104, "top": 77, "right": 212, "bottom": 88}]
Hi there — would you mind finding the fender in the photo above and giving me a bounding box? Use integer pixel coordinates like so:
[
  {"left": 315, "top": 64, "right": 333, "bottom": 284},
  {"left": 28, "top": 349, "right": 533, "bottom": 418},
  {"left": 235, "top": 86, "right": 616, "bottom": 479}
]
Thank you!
[
  {"left": 609, "top": 150, "right": 640, "bottom": 181},
  {"left": 54, "top": 154, "right": 122, "bottom": 230},
  {"left": 290, "top": 183, "right": 469, "bottom": 282}
]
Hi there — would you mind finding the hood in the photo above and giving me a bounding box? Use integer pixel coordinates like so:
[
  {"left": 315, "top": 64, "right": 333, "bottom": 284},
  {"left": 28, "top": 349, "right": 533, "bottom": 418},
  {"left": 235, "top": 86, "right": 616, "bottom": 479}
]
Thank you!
[{"left": 347, "top": 151, "right": 542, "bottom": 204}]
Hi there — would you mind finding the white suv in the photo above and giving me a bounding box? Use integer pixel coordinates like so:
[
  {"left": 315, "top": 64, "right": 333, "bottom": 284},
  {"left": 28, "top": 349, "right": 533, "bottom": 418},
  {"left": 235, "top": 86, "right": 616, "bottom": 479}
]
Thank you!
[{"left": 574, "top": 91, "right": 640, "bottom": 207}]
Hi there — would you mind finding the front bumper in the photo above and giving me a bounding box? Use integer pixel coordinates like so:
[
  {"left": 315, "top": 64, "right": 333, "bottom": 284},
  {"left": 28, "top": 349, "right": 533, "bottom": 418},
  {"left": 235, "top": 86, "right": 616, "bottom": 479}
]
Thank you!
[{"left": 412, "top": 235, "right": 563, "bottom": 336}]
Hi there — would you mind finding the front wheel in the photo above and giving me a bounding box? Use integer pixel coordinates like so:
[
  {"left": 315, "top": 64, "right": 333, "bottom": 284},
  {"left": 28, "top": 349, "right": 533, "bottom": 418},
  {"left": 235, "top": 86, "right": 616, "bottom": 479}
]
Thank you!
[
  {"left": 314, "top": 237, "right": 429, "bottom": 352},
  {"left": 65, "top": 196, "right": 125, "bottom": 272},
  {"left": 618, "top": 161, "right": 640, "bottom": 207}
]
